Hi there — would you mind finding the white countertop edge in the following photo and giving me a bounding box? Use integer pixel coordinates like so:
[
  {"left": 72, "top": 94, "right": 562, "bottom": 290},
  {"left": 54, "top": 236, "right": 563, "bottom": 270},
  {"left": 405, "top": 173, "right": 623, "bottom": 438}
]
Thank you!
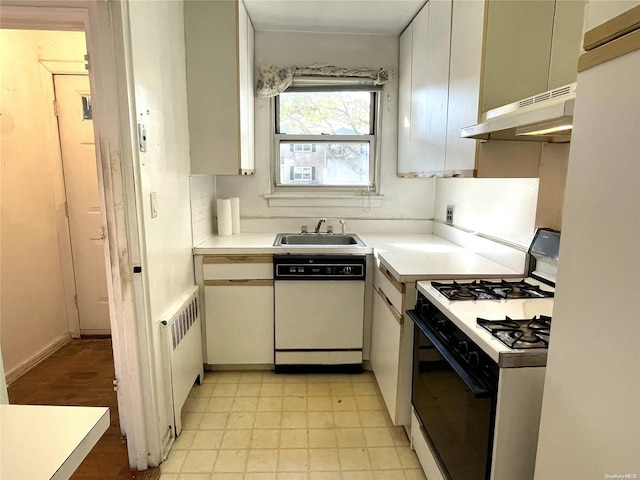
[
  {"left": 1, "top": 404, "right": 110, "bottom": 480},
  {"left": 193, "top": 233, "right": 526, "bottom": 282}
]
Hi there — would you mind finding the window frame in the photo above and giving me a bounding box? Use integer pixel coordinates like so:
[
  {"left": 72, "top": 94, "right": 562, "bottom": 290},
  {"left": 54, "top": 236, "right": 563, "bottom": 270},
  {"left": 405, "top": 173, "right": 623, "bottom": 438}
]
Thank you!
[{"left": 272, "top": 83, "right": 382, "bottom": 193}]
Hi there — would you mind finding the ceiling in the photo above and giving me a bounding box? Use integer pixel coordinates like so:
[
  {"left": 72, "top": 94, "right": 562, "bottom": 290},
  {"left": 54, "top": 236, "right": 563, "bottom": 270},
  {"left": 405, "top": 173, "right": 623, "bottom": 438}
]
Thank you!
[{"left": 243, "top": 0, "right": 427, "bottom": 35}]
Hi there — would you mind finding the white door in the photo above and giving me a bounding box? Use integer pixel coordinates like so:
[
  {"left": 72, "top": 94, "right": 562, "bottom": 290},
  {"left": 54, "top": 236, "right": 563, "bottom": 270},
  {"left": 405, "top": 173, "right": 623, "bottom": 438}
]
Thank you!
[{"left": 54, "top": 74, "right": 110, "bottom": 335}]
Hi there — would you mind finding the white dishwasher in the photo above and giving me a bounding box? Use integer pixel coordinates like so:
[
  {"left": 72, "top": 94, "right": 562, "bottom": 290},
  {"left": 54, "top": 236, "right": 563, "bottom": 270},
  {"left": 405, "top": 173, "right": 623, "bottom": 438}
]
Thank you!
[{"left": 273, "top": 255, "right": 366, "bottom": 373}]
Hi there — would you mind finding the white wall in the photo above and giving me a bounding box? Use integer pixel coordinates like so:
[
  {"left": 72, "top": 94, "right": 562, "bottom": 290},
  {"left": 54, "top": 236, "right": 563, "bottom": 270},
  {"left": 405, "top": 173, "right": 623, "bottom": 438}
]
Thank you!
[
  {"left": 0, "top": 29, "right": 86, "bottom": 378},
  {"left": 128, "top": 1, "right": 194, "bottom": 322},
  {"left": 215, "top": 31, "right": 436, "bottom": 229},
  {"left": 534, "top": 45, "right": 640, "bottom": 479},
  {"left": 125, "top": 0, "right": 195, "bottom": 457},
  {"left": 434, "top": 177, "right": 540, "bottom": 247},
  {"left": 475, "top": 141, "right": 569, "bottom": 233},
  {"left": 190, "top": 175, "right": 217, "bottom": 246}
]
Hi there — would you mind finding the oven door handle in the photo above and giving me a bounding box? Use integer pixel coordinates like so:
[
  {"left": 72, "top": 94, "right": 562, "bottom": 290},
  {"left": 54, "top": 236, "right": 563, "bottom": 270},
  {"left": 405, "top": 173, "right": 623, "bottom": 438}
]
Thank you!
[{"left": 407, "top": 311, "right": 492, "bottom": 398}]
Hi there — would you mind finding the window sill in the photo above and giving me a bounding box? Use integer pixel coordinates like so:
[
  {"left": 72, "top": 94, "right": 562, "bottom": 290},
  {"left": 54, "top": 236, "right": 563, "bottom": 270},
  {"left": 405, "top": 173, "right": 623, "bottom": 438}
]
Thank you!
[{"left": 264, "top": 192, "right": 384, "bottom": 208}]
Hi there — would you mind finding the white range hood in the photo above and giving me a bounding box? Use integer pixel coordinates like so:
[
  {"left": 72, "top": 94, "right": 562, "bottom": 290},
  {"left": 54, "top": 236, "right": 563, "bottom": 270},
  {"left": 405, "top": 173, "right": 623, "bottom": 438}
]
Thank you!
[{"left": 461, "top": 82, "right": 577, "bottom": 142}]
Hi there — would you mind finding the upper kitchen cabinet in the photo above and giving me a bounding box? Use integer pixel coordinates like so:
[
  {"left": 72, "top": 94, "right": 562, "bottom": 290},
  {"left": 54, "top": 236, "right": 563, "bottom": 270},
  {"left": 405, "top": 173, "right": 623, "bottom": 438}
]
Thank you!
[
  {"left": 481, "top": 0, "right": 556, "bottom": 113},
  {"left": 397, "top": 0, "right": 453, "bottom": 177},
  {"left": 185, "top": 0, "right": 255, "bottom": 175},
  {"left": 584, "top": 0, "right": 640, "bottom": 33},
  {"left": 399, "top": 0, "right": 586, "bottom": 177},
  {"left": 444, "top": 0, "right": 485, "bottom": 176}
]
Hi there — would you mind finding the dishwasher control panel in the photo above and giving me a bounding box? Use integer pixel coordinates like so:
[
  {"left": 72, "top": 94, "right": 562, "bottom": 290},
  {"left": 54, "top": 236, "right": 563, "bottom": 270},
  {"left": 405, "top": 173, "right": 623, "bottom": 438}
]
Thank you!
[{"left": 274, "top": 255, "right": 366, "bottom": 280}]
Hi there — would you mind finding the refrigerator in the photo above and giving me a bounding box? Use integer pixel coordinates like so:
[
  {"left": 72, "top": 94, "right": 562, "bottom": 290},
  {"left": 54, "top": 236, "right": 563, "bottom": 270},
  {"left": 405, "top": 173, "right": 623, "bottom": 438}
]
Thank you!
[{"left": 534, "top": 3, "right": 640, "bottom": 479}]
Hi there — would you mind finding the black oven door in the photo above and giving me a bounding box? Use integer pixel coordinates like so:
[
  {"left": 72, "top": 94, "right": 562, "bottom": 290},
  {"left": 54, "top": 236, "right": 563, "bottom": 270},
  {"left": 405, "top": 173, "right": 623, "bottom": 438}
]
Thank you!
[{"left": 411, "top": 315, "right": 498, "bottom": 480}]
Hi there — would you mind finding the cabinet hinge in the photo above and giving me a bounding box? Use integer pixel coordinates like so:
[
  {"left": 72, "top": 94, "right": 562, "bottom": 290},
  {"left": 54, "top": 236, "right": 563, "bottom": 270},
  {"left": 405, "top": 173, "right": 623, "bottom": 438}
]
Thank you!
[
  {"left": 64, "top": 202, "right": 69, "bottom": 218},
  {"left": 53, "top": 100, "right": 59, "bottom": 116},
  {"left": 84, "top": 54, "right": 90, "bottom": 72},
  {"left": 74, "top": 294, "right": 79, "bottom": 309},
  {"left": 113, "top": 379, "right": 118, "bottom": 392}
]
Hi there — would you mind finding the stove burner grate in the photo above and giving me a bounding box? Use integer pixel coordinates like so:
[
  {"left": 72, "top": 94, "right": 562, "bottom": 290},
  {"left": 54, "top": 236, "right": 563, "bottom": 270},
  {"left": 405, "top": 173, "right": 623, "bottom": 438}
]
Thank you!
[
  {"left": 432, "top": 279, "right": 554, "bottom": 301},
  {"left": 477, "top": 315, "right": 552, "bottom": 349}
]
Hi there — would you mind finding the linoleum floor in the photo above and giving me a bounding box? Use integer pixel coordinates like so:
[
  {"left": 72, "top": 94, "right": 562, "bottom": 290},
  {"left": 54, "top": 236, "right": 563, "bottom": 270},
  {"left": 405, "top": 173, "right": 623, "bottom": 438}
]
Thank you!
[{"left": 160, "top": 370, "right": 426, "bottom": 480}]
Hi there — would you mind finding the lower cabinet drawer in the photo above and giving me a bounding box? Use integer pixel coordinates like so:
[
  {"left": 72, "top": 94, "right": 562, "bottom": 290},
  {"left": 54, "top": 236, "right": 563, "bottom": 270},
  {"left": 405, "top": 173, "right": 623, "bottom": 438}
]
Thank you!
[
  {"left": 203, "top": 255, "right": 273, "bottom": 280},
  {"left": 375, "top": 263, "right": 404, "bottom": 311}
]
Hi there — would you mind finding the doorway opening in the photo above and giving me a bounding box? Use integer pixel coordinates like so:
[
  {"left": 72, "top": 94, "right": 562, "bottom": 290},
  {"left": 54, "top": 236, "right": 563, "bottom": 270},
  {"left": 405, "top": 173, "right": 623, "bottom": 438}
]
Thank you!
[
  {"left": 0, "top": 28, "right": 111, "bottom": 376},
  {"left": 0, "top": 5, "right": 153, "bottom": 472},
  {"left": 1, "top": 3, "right": 166, "bottom": 471},
  {"left": 0, "top": 27, "right": 128, "bottom": 470}
]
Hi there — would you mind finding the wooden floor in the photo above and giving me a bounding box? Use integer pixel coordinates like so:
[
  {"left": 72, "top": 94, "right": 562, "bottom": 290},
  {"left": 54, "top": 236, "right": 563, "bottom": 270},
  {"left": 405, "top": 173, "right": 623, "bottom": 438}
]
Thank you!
[{"left": 8, "top": 339, "right": 159, "bottom": 480}]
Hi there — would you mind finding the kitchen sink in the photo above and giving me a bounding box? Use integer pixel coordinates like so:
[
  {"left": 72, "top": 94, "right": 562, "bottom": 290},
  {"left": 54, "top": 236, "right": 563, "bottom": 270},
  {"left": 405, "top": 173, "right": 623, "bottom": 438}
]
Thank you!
[{"left": 274, "top": 233, "right": 366, "bottom": 247}]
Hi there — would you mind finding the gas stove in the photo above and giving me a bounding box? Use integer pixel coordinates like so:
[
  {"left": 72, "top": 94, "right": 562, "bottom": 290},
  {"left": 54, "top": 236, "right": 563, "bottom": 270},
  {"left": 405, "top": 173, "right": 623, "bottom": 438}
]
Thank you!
[
  {"left": 430, "top": 278, "right": 555, "bottom": 350},
  {"left": 409, "top": 228, "right": 561, "bottom": 480}
]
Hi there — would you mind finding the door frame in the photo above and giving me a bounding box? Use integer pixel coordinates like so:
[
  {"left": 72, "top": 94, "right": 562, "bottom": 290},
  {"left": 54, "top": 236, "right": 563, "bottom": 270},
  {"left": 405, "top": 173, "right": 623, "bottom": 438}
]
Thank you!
[{"left": 1, "top": 3, "right": 157, "bottom": 470}]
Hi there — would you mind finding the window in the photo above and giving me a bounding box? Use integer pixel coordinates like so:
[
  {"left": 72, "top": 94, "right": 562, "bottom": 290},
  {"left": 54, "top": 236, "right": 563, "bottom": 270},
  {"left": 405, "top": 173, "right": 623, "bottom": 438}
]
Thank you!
[
  {"left": 291, "top": 166, "right": 315, "bottom": 182},
  {"left": 274, "top": 86, "right": 379, "bottom": 189}
]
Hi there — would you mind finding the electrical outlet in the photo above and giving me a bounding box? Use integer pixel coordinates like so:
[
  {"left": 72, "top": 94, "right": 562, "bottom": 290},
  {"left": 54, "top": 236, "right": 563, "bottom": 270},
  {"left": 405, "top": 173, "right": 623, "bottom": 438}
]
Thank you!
[{"left": 446, "top": 205, "right": 455, "bottom": 224}]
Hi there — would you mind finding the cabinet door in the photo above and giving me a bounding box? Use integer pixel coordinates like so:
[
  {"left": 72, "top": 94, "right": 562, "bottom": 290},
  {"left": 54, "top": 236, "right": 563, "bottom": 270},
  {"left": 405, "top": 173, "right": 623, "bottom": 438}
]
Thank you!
[
  {"left": 238, "top": 0, "right": 255, "bottom": 174},
  {"left": 185, "top": 0, "right": 255, "bottom": 175},
  {"left": 482, "top": 0, "right": 555, "bottom": 111},
  {"left": 409, "top": 4, "right": 430, "bottom": 175},
  {"left": 445, "top": 0, "right": 484, "bottom": 176},
  {"left": 422, "top": 0, "right": 452, "bottom": 175},
  {"left": 406, "top": 0, "right": 452, "bottom": 177},
  {"left": 205, "top": 283, "right": 274, "bottom": 365},
  {"left": 370, "top": 286, "right": 403, "bottom": 425},
  {"left": 397, "top": 23, "right": 413, "bottom": 176}
]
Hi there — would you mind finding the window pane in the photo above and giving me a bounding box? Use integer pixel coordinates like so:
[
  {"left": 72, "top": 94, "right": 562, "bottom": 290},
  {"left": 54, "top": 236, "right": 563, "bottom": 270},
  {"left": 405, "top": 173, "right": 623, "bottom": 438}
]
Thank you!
[
  {"left": 279, "top": 91, "right": 372, "bottom": 135},
  {"left": 279, "top": 142, "right": 370, "bottom": 186}
]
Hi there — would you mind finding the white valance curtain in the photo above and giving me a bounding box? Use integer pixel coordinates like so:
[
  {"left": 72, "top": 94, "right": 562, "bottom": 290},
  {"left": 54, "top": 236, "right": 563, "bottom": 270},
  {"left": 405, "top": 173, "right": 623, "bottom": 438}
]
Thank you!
[{"left": 256, "top": 63, "right": 394, "bottom": 98}]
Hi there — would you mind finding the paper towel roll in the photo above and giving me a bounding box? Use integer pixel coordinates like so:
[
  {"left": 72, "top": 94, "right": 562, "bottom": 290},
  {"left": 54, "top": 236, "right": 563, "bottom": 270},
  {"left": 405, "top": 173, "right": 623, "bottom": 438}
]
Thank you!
[
  {"left": 216, "top": 199, "right": 232, "bottom": 236},
  {"left": 230, "top": 197, "right": 240, "bottom": 234}
]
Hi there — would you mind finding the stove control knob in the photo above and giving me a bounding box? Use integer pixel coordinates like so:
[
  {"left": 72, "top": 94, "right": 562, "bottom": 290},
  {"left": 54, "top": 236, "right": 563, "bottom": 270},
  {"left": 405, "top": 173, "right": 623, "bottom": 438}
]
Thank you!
[
  {"left": 458, "top": 341, "right": 469, "bottom": 356},
  {"left": 468, "top": 351, "right": 480, "bottom": 367},
  {"left": 343, "top": 266, "right": 352, "bottom": 275},
  {"left": 436, "top": 320, "right": 448, "bottom": 332}
]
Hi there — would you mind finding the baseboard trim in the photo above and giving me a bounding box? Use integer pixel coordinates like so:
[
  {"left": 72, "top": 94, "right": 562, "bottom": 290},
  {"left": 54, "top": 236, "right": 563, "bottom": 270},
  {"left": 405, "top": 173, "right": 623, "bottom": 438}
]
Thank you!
[
  {"left": 5, "top": 333, "right": 72, "bottom": 385},
  {"left": 80, "top": 329, "right": 111, "bottom": 337}
]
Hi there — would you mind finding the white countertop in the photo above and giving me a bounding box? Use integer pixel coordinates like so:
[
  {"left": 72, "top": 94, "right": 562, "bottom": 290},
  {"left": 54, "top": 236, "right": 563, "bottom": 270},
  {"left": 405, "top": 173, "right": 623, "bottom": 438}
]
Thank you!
[
  {"left": 0, "top": 404, "right": 110, "bottom": 480},
  {"left": 194, "top": 233, "right": 523, "bottom": 282},
  {"left": 417, "top": 279, "right": 554, "bottom": 367},
  {"left": 367, "top": 234, "right": 521, "bottom": 282}
]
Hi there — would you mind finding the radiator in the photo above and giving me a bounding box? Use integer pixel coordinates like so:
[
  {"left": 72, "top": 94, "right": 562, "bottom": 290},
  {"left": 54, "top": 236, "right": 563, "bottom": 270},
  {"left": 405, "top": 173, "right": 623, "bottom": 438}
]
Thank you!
[{"left": 162, "top": 286, "right": 204, "bottom": 437}]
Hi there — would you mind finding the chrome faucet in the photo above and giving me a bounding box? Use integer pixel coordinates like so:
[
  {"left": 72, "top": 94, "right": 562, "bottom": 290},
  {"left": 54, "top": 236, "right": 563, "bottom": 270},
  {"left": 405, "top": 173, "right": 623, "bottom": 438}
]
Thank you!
[{"left": 315, "top": 218, "right": 326, "bottom": 234}]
